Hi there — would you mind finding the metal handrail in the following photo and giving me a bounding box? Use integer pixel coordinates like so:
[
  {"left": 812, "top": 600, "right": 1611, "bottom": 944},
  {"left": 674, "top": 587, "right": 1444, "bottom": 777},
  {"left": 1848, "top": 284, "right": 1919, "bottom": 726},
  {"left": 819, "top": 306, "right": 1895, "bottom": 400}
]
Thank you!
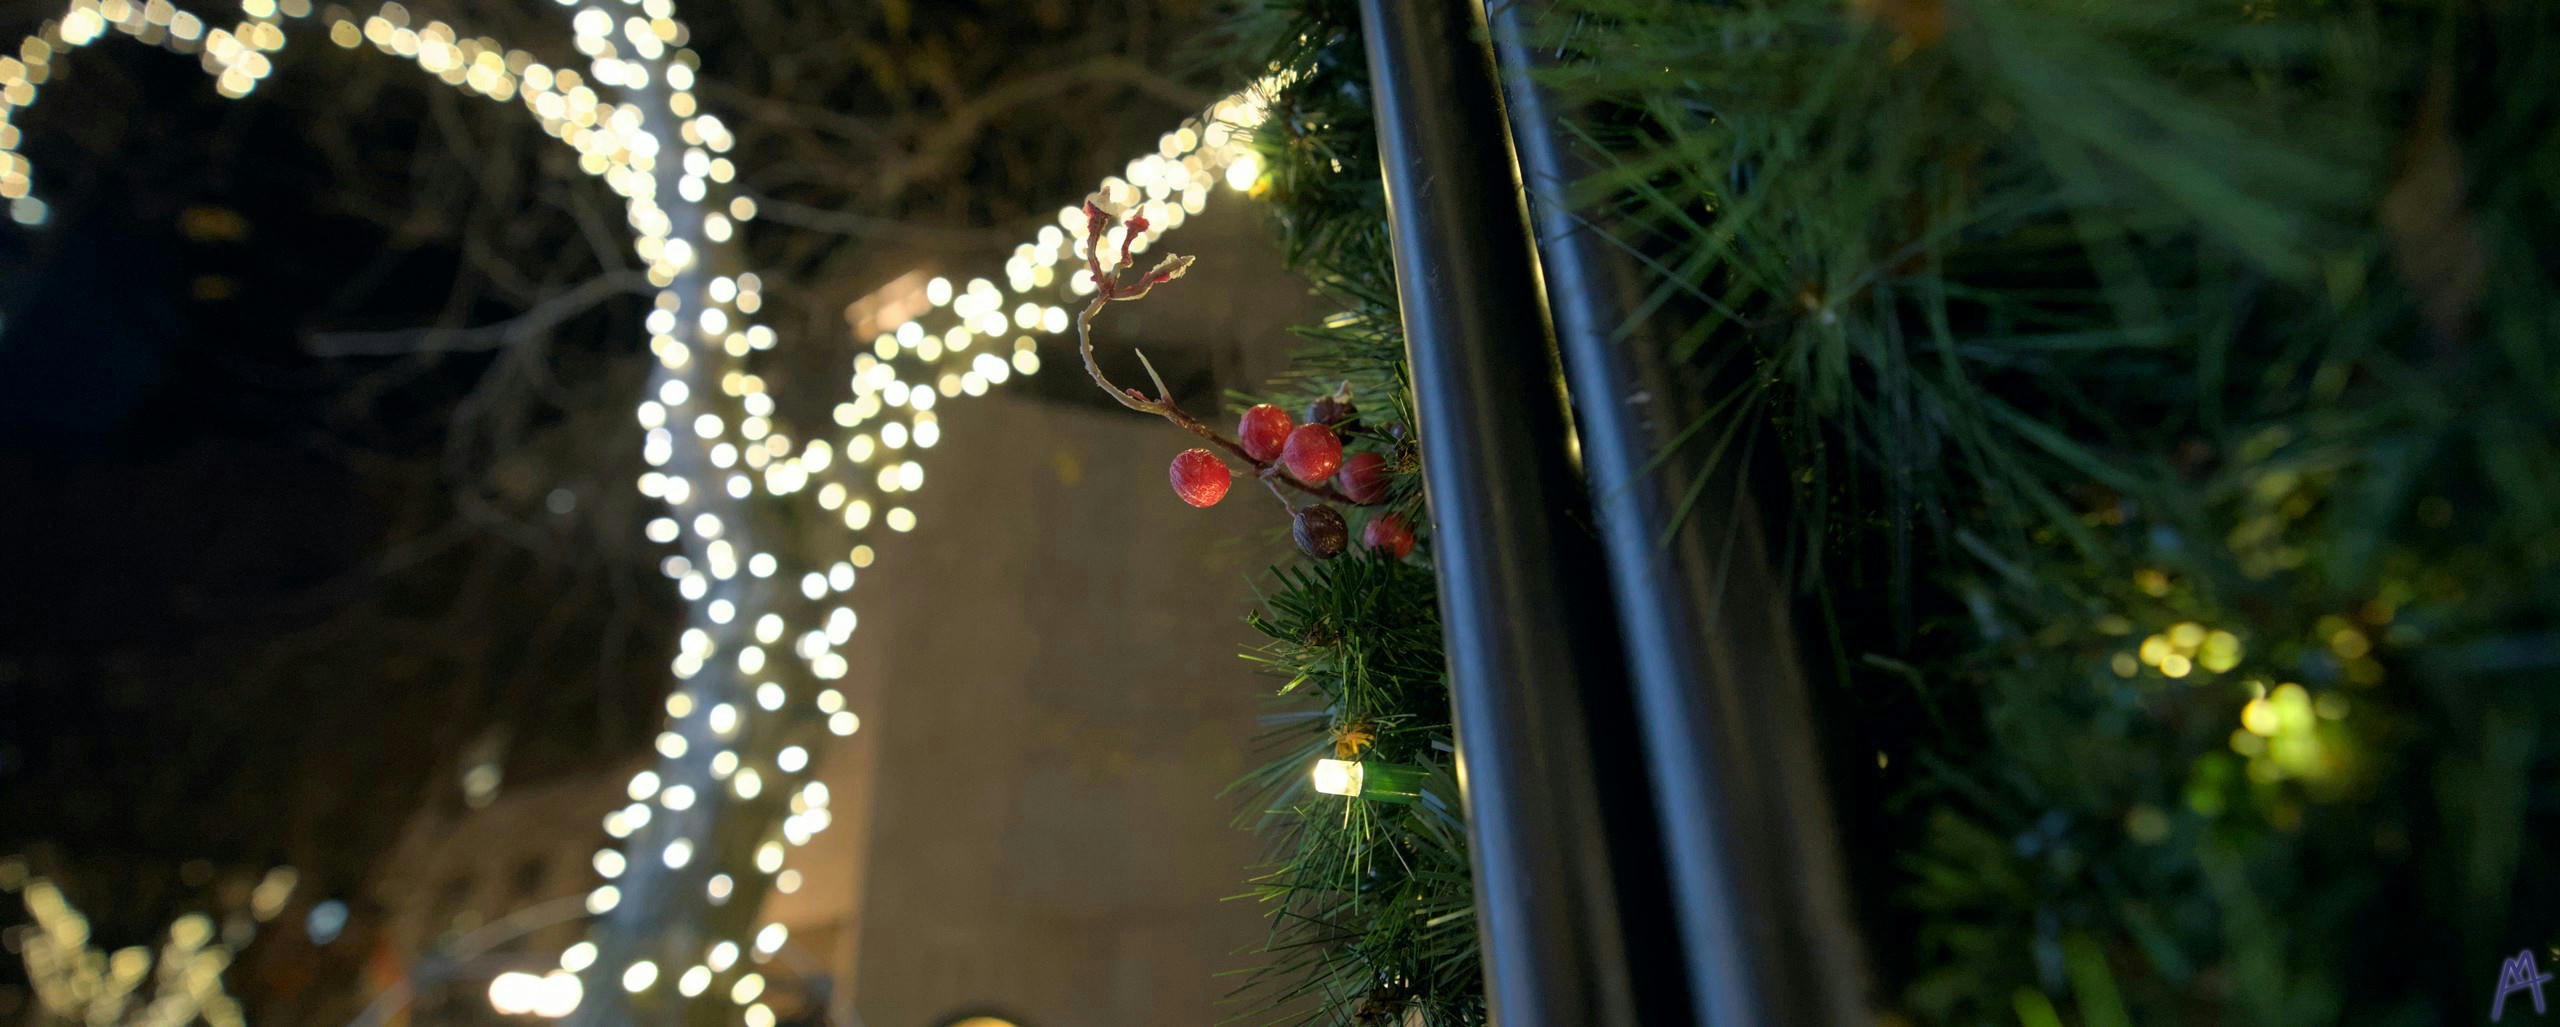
[
  {"left": 1359, "top": 0, "right": 1875, "bottom": 1022},
  {"left": 1355, "top": 1, "right": 1684, "bottom": 1022},
  {"left": 1484, "top": 4, "right": 1874, "bottom": 1023}
]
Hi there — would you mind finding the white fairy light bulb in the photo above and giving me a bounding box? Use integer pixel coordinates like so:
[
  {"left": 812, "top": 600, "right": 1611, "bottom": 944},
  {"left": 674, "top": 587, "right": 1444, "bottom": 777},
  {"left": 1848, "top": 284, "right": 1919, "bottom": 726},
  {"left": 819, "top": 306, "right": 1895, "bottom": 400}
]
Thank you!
[
  {"left": 1311, "top": 758, "right": 1363, "bottom": 797},
  {"left": 489, "top": 972, "right": 541, "bottom": 1015}
]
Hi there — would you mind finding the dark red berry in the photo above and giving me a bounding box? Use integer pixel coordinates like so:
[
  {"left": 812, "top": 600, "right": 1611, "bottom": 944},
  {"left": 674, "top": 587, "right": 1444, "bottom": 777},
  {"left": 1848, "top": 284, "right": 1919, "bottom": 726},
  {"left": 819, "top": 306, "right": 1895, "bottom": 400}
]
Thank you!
[
  {"left": 1238, "top": 404, "right": 1293, "bottom": 462},
  {"left": 1305, "top": 395, "right": 1346, "bottom": 427},
  {"left": 1305, "top": 384, "right": 1356, "bottom": 428},
  {"left": 1338, "top": 452, "right": 1389, "bottom": 504},
  {"left": 1169, "top": 449, "right": 1231, "bottom": 508},
  {"left": 1362, "top": 514, "right": 1415, "bottom": 559},
  {"left": 1280, "top": 424, "right": 1344, "bottom": 485},
  {"left": 1292, "top": 505, "right": 1349, "bottom": 559}
]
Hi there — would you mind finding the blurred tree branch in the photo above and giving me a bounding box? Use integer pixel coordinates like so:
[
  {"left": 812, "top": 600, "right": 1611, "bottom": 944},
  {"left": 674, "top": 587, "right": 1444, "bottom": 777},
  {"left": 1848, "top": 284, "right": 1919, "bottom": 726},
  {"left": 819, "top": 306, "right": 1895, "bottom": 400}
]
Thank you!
[{"left": 302, "top": 271, "right": 651, "bottom": 356}]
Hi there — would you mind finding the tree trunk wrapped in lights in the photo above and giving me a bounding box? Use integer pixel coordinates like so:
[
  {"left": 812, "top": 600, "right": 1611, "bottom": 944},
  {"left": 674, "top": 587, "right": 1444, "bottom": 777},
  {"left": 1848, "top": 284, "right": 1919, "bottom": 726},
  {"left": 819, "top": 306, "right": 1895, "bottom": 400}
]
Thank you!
[{"left": 0, "top": 2, "right": 1273, "bottom": 1023}]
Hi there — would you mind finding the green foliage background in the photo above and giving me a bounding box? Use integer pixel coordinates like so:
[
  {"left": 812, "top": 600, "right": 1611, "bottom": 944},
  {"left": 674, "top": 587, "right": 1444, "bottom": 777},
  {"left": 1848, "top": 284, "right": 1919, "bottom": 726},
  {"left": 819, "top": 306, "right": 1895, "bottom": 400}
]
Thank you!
[{"left": 1215, "top": 0, "right": 2559, "bottom": 1023}]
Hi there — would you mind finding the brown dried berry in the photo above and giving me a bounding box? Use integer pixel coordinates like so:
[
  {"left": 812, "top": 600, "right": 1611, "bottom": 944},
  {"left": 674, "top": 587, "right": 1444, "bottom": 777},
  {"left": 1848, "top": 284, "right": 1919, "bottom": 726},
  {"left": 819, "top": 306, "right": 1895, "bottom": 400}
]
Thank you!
[
  {"left": 1305, "top": 392, "right": 1356, "bottom": 428},
  {"left": 1292, "top": 505, "right": 1349, "bottom": 559}
]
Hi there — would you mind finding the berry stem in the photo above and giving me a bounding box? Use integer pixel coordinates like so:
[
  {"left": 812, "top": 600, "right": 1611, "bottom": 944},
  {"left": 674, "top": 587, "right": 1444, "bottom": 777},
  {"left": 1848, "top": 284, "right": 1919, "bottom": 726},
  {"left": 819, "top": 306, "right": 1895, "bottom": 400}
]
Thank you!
[
  {"left": 1073, "top": 199, "right": 1355, "bottom": 508},
  {"left": 1259, "top": 470, "right": 1299, "bottom": 510}
]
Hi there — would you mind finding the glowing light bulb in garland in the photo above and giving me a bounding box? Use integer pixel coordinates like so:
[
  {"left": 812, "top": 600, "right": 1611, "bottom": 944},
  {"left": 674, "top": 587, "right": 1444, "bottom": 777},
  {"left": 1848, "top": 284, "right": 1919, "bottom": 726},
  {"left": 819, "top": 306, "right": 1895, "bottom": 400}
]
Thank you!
[{"left": 1310, "top": 758, "right": 1426, "bottom": 805}]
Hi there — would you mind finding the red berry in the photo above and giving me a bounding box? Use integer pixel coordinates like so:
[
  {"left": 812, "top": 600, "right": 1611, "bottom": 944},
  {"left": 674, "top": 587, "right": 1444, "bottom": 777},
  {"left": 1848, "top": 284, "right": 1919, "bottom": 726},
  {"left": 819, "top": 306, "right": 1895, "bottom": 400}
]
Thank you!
[
  {"left": 1280, "top": 423, "right": 1344, "bottom": 485},
  {"left": 1338, "top": 451, "right": 1389, "bottom": 504},
  {"left": 1169, "top": 449, "right": 1231, "bottom": 507},
  {"left": 1238, "top": 404, "right": 1293, "bottom": 462},
  {"left": 1362, "top": 514, "right": 1415, "bottom": 559}
]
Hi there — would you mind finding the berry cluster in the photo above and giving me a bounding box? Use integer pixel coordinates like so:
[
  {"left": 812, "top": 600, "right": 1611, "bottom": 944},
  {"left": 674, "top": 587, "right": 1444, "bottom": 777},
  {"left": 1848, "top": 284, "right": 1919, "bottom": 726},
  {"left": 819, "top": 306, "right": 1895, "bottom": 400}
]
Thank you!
[
  {"left": 1070, "top": 195, "right": 1417, "bottom": 562},
  {"left": 1170, "top": 390, "right": 1413, "bottom": 560}
]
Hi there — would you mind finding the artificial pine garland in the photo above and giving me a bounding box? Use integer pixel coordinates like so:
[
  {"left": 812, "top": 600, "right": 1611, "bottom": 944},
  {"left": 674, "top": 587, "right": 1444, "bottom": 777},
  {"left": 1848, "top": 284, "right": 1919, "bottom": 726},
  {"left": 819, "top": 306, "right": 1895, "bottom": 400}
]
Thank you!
[
  {"left": 1542, "top": 0, "right": 2559, "bottom": 1022},
  {"left": 1195, "top": 0, "right": 2560, "bottom": 1023}
]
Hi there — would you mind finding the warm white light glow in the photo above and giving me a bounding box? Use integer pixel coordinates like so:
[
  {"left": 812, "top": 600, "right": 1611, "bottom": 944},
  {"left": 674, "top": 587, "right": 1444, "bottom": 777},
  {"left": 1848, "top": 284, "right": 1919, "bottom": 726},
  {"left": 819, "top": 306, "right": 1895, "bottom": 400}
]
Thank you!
[
  {"left": 1226, "top": 151, "right": 1262, "bottom": 191},
  {"left": 489, "top": 972, "right": 542, "bottom": 1015},
  {"left": 1312, "top": 758, "right": 1364, "bottom": 797},
  {"left": 531, "top": 971, "right": 583, "bottom": 1018}
]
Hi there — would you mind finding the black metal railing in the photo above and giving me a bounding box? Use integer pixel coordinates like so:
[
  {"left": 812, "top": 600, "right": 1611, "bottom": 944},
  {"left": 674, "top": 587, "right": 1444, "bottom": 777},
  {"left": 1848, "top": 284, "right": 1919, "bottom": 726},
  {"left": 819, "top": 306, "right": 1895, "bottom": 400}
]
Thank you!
[{"left": 1359, "top": 0, "right": 1872, "bottom": 1022}]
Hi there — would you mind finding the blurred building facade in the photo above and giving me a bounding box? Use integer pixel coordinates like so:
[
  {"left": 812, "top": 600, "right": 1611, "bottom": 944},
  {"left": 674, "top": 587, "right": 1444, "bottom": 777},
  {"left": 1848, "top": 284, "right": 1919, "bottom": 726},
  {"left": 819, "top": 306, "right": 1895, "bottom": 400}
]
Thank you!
[{"left": 360, "top": 200, "right": 1318, "bottom": 1026}]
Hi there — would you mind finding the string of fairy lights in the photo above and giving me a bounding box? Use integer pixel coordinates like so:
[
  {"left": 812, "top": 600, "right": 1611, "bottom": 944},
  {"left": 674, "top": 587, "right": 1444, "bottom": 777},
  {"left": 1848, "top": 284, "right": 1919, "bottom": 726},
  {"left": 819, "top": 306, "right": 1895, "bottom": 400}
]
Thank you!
[
  {"left": 0, "top": 861, "right": 299, "bottom": 1027},
  {"left": 0, "top": 0, "right": 1274, "bottom": 1021}
]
